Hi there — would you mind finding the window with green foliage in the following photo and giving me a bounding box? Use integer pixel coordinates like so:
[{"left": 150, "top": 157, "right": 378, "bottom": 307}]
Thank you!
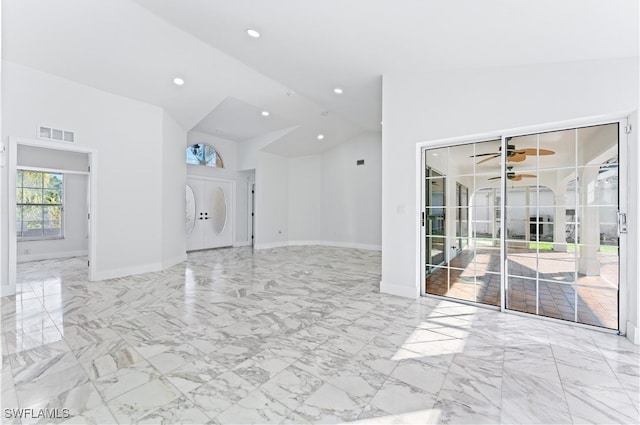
[{"left": 16, "top": 170, "right": 64, "bottom": 239}]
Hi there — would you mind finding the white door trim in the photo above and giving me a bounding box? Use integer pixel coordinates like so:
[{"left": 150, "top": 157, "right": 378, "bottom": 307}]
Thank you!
[{"left": 249, "top": 182, "right": 255, "bottom": 247}]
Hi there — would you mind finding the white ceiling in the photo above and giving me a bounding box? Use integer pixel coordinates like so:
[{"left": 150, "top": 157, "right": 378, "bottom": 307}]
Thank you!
[
  {"left": 192, "top": 97, "right": 296, "bottom": 142},
  {"left": 3, "top": 0, "right": 638, "bottom": 157}
]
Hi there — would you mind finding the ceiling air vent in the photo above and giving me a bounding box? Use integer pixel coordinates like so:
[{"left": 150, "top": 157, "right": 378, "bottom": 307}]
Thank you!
[{"left": 38, "top": 125, "right": 75, "bottom": 143}]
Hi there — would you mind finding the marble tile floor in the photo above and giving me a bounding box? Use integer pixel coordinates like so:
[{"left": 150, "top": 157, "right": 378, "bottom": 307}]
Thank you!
[{"left": 1, "top": 246, "right": 638, "bottom": 424}]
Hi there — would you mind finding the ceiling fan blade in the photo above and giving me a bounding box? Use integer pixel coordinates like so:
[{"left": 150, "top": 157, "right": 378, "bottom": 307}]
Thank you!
[
  {"left": 487, "top": 176, "right": 500, "bottom": 180},
  {"left": 521, "top": 148, "right": 555, "bottom": 156},
  {"left": 477, "top": 154, "right": 500, "bottom": 164},
  {"left": 508, "top": 153, "right": 526, "bottom": 162},
  {"left": 519, "top": 174, "right": 537, "bottom": 178},
  {"left": 537, "top": 149, "right": 555, "bottom": 155},
  {"left": 471, "top": 152, "right": 500, "bottom": 157},
  {"left": 510, "top": 175, "right": 523, "bottom": 181}
]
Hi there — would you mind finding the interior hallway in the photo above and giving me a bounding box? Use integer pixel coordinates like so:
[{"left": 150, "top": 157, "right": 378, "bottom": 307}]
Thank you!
[{"left": 2, "top": 247, "right": 638, "bottom": 424}]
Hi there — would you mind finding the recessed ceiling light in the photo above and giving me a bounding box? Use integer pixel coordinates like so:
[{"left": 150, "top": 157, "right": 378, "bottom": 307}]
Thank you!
[
  {"left": 173, "top": 77, "right": 185, "bottom": 86},
  {"left": 317, "top": 134, "right": 325, "bottom": 140},
  {"left": 247, "top": 29, "right": 261, "bottom": 38},
  {"left": 286, "top": 90, "right": 296, "bottom": 96},
  {"left": 261, "top": 111, "right": 270, "bottom": 117},
  {"left": 333, "top": 87, "right": 343, "bottom": 94}
]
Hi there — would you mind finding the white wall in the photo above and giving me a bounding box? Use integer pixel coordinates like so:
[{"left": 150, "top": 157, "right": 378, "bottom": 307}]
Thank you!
[
  {"left": 17, "top": 145, "right": 88, "bottom": 171},
  {"left": 17, "top": 173, "right": 88, "bottom": 262},
  {"left": 288, "top": 155, "right": 322, "bottom": 242},
  {"left": 255, "top": 151, "right": 289, "bottom": 248},
  {"left": 320, "top": 132, "right": 382, "bottom": 249},
  {"left": 252, "top": 132, "right": 382, "bottom": 250},
  {"left": 161, "top": 112, "right": 187, "bottom": 267},
  {"left": 381, "top": 58, "right": 639, "bottom": 318},
  {"left": 2, "top": 61, "right": 170, "bottom": 289},
  {"left": 629, "top": 109, "right": 640, "bottom": 344},
  {"left": 0, "top": 3, "right": 3, "bottom": 294}
]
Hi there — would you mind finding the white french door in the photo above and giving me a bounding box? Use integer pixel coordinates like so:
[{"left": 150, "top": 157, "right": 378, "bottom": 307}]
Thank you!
[{"left": 186, "top": 177, "right": 234, "bottom": 251}]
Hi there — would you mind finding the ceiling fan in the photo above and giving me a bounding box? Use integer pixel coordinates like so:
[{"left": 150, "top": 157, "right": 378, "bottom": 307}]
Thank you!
[
  {"left": 472, "top": 140, "right": 555, "bottom": 164},
  {"left": 488, "top": 166, "right": 536, "bottom": 182}
]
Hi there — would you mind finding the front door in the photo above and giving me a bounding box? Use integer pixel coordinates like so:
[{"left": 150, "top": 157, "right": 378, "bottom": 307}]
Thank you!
[{"left": 186, "top": 178, "right": 233, "bottom": 251}]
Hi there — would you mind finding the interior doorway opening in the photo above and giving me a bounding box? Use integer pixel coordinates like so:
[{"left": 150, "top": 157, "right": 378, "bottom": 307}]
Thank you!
[{"left": 8, "top": 137, "right": 97, "bottom": 295}]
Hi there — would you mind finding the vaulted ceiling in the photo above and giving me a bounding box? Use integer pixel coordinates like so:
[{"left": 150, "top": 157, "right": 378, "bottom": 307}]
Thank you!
[{"left": 3, "top": 0, "right": 638, "bottom": 157}]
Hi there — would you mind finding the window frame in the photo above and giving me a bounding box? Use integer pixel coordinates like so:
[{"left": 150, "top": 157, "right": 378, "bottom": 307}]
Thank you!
[
  {"left": 186, "top": 143, "right": 224, "bottom": 168},
  {"left": 16, "top": 169, "right": 65, "bottom": 241}
]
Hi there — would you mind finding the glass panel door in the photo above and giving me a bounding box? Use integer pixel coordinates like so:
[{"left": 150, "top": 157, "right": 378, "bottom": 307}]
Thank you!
[
  {"left": 425, "top": 139, "right": 502, "bottom": 306},
  {"left": 424, "top": 122, "right": 621, "bottom": 330},
  {"left": 504, "top": 124, "right": 619, "bottom": 329}
]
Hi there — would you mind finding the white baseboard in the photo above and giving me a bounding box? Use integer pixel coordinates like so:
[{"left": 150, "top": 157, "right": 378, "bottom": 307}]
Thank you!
[
  {"left": 91, "top": 262, "right": 164, "bottom": 282},
  {"left": 256, "top": 240, "right": 382, "bottom": 251},
  {"left": 162, "top": 253, "right": 187, "bottom": 269},
  {"left": 287, "top": 240, "right": 325, "bottom": 247},
  {"left": 287, "top": 240, "right": 382, "bottom": 251},
  {"left": 380, "top": 280, "right": 419, "bottom": 299},
  {"left": 17, "top": 250, "right": 88, "bottom": 263},
  {"left": 254, "top": 241, "right": 290, "bottom": 250},
  {"left": 233, "top": 241, "right": 253, "bottom": 247},
  {"left": 627, "top": 321, "right": 640, "bottom": 345},
  {"left": 320, "top": 241, "right": 382, "bottom": 251},
  {"left": 1, "top": 285, "right": 16, "bottom": 297}
]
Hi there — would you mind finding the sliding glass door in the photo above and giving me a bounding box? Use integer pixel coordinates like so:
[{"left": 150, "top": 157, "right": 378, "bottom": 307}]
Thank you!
[{"left": 423, "top": 122, "right": 623, "bottom": 330}]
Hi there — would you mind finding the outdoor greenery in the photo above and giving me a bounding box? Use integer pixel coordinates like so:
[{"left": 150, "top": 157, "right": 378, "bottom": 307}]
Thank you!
[
  {"left": 528, "top": 241, "right": 618, "bottom": 253},
  {"left": 16, "top": 170, "right": 63, "bottom": 237}
]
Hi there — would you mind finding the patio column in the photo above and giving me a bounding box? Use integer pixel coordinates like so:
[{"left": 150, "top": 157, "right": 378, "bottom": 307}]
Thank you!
[
  {"left": 578, "top": 167, "right": 600, "bottom": 276},
  {"left": 553, "top": 191, "right": 567, "bottom": 252}
]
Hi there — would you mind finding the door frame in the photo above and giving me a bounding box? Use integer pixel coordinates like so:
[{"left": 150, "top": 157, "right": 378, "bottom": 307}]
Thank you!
[
  {"left": 8, "top": 136, "right": 98, "bottom": 294},
  {"left": 249, "top": 183, "right": 255, "bottom": 247},
  {"left": 418, "top": 113, "right": 631, "bottom": 334}
]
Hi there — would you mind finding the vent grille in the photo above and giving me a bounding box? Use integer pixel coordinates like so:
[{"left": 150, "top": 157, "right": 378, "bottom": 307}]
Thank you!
[{"left": 38, "top": 125, "right": 75, "bottom": 143}]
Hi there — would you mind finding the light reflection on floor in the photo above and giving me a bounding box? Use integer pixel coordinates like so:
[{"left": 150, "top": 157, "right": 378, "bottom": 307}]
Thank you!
[{"left": 1, "top": 247, "right": 637, "bottom": 424}]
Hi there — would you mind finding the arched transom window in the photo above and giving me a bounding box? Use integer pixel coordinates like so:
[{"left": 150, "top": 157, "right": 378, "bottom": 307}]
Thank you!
[{"left": 186, "top": 144, "right": 224, "bottom": 168}]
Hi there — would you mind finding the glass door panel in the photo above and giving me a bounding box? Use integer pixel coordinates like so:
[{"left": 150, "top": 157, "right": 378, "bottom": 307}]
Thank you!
[
  {"left": 425, "top": 139, "right": 502, "bottom": 307},
  {"left": 426, "top": 171, "right": 446, "bottom": 268},
  {"left": 503, "top": 123, "right": 620, "bottom": 329}
]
